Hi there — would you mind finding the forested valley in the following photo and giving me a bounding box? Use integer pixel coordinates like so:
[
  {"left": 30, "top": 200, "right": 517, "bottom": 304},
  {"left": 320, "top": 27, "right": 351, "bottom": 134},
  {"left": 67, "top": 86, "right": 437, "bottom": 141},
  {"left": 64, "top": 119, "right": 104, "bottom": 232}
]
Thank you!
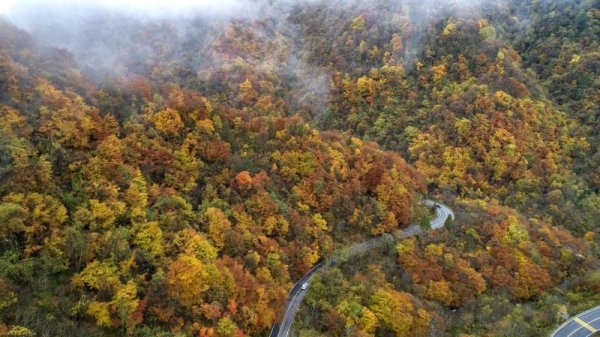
[{"left": 0, "top": 0, "right": 599, "bottom": 336}]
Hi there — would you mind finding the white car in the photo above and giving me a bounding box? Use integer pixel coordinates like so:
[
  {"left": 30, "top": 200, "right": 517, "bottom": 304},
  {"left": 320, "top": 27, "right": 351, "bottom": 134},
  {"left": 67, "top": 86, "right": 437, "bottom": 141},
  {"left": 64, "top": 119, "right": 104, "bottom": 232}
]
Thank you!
[{"left": 301, "top": 282, "right": 309, "bottom": 290}]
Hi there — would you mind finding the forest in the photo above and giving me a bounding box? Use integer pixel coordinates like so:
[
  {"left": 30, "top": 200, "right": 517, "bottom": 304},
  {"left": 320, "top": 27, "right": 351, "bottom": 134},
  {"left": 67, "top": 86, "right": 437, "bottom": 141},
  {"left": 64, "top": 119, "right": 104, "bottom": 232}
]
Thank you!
[{"left": 0, "top": 0, "right": 599, "bottom": 336}]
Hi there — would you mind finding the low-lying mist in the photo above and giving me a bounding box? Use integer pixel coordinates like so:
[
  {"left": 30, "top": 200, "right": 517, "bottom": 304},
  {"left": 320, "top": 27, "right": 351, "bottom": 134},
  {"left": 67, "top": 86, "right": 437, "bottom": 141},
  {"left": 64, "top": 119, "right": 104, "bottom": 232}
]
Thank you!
[
  {"left": 0, "top": 0, "right": 499, "bottom": 76},
  {"left": 0, "top": 0, "right": 541, "bottom": 115}
]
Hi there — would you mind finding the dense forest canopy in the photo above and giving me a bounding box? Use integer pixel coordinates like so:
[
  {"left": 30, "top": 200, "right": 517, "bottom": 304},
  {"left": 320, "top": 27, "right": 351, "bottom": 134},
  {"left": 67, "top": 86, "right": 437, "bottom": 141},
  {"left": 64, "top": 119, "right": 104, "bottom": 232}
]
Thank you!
[{"left": 0, "top": 0, "right": 599, "bottom": 336}]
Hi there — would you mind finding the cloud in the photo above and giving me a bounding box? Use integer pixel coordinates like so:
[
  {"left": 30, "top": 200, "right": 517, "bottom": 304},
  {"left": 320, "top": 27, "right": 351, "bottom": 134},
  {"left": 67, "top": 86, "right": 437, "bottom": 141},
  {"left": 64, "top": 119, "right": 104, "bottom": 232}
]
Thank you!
[
  {"left": 0, "top": 0, "right": 16, "bottom": 15},
  {"left": 0, "top": 0, "right": 268, "bottom": 76},
  {"left": 1, "top": 0, "right": 258, "bottom": 19}
]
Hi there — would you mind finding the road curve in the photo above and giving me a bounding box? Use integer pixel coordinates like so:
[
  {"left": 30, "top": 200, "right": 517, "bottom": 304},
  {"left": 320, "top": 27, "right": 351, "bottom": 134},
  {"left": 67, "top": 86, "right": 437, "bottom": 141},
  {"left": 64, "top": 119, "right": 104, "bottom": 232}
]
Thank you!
[
  {"left": 269, "top": 200, "right": 454, "bottom": 337},
  {"left": 551, "top": 306, "right": 600, "bottom": 337}
]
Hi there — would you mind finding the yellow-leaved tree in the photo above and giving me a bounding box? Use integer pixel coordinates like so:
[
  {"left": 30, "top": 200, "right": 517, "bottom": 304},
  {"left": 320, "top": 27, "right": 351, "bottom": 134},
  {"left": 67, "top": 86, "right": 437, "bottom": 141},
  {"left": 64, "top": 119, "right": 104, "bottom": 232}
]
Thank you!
[{"left": 167, "top": 254, "right": 210, "bottom": 308}]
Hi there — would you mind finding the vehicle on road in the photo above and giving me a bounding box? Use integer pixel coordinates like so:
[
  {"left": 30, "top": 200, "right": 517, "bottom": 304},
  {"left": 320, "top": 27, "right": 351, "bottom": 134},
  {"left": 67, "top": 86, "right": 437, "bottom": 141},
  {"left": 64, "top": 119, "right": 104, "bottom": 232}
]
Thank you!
[{"left": 271, "top": 200, "right": 454, "bottom": 337}]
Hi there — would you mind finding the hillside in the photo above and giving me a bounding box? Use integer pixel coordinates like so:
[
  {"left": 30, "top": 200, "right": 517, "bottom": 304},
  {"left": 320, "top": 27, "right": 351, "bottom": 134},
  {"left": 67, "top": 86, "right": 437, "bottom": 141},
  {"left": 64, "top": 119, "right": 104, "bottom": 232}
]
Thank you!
[{"left": 0, "top": 1, "right": 599, "bottom": 337}]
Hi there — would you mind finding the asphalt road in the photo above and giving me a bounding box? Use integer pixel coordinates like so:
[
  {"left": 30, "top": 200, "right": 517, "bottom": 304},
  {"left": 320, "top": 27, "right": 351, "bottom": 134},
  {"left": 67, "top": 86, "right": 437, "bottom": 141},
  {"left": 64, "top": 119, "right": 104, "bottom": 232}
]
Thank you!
[
  {"left": 551, "top": 306, "right": 600, "bottom": 337},
  {"left": 269, "top": 200, "right": 454, "bottom": 337}
]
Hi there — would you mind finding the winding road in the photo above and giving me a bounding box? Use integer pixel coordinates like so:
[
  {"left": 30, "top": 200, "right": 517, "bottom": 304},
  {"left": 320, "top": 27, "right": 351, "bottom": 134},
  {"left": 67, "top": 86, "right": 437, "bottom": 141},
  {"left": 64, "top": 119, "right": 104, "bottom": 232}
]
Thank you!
[
  {"left": 269, "top": 200, "right": 455, "bottom": 337},
  {"left": 551, "top": 306, "right": 600, "bottom": 337}
]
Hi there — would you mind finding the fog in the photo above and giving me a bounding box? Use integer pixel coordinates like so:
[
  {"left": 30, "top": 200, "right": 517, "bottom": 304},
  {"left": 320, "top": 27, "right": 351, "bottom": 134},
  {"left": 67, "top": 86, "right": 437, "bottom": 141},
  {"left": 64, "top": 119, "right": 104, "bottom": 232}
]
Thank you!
[
  {"left": 0, "top": 0, "right": 508, "bottom": 114},
  {"left": 0, "top": 0, "right": 494, "bottom": 75},
  {"left": 0, "top": 0, "right": 259, "bottom": 18}
]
